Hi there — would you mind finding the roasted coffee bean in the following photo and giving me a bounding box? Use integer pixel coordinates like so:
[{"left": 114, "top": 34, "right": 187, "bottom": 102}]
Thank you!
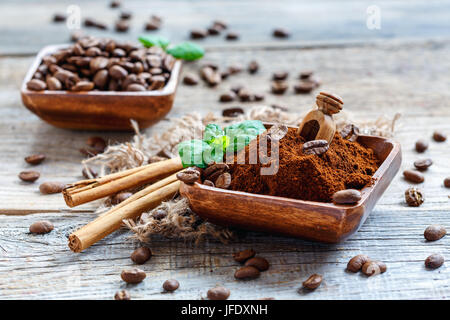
[
  {"left": 46, "top": 77, "right": 62, "bottom": 90},
  {"left": 234, "top": 266, "right": 260, "bottom": 280},
  {"left": 71, "top": 81, "right": 95, "bottom": 91},
  {"left": 247, "top": 60, "right": 259, "bottom": 74},
  {"left": 403, "top": 169, "right": 424, "bottom": 183},
  {"left": 376, "top": 261, "right": 387, "bottom": 273},
  {"left": 294, "top": 81, "right": 315, "bottom": 94},
  {"left": 316, "top": 92, "right": 343, "bottom": 114},
  {"left": 19, "top": 170, "right": 40, "bottom": 182},
  {"left": 303, "top": 140, "right": 329, "bottom": 156},
  {"left": 110, "top": 1, "right": 121, "bottom": 8},
  {"left": 127, "top": 83, "right": 146, "bottom": 91},
  {"left": 112, "top": 48, "right": 126, "bottom": 57},
  {"left": 444, "top": 177, "right": 450, "bottom": 188},
  {"left": 212, "top": 20, "right": 227, "bottom": 30},
  {"left": 208, "top": 26, "right": 221, "bottom": 35},
  {"left": 332, "top": 189, "right": 362, "bottom": 204},
  {"left": 111, "top": 192, "right": 133, "bottom": 205},
  {"left": 272, "top": 71, "right": 288, "bottom": 81},
  {"left": 89, "top": 57, "right": 109, "bottom": 72},
  {"left": 227, "top": 64, "right": 243, "bottom": 75},
  {"left": 226, "top": 32, "right": 239, "bottom": 40},
  {"left": 26, "top": 79, "right": 47, "bottom": 91},
  {"left": 254, "top": 93, "right": 265, "bottom": 101},
  {"left": 82, "top": 166, "right": 98, "bottom": 179},
  {"left": 424, "top": 225, "right": 446, "bottom": 241},
  {"left": 362, "top": 261, "right": 382, "bottom": 276},
  {"left": 405, "top": 187, "right": 424, "bottom": 207},
  {"left": 347, "top": 254, "right": 371, "bottom": 272},
  {"left": 176, "top": 168, "right": 200, "bottom": 184},
  {"left": 425, "top": 253, "right": 444, "bottom": 269},
  {"left": 201, "top": 67, "right": 221, "bottom": 86},
  {"left": 415, "top": 139, "right": 428, "bottom": 153},
  {"left": 93, "top": 70, "right": 109, "bottom": 89},
  {"left": 203, "top": 180, "right": 215, "bottom": 187},
  {"left": 222, "top": 107, "right": 244, "bottom": 117},
  {"left": 162, "top": 279, "right": 179, "bottom": 292},
  {"left": 29, "top": 220, "right": 54, "bottom": 234},
  {"left": 121, "top": 268, "right": 146, "bottom": 283},
  {"left": 114, "top": 290, "right": 130, "bottom": 300},
  {"left": 299, "top": 70, "right": 314, "bottom": 79},
  {"left": 25, "top": 154, "right": 46, "bottom": 165},
  {"left": 85, "top": 47, "right": 102, "bottom": 57},
  {"left": 244, "top": 257, "right": 269, "bottom": 271},
  {"left": 237, "top": 88, "right": 252, "bottom": 102},
  {"left": 149, "top": 75, "right": 166, "bottom": 90},
  {"left": 183, "top": 74, "right": 198, "bottom": 85},
  {"left": 271, "top": 81, "right": 288, "bottom": 94},
  {"left": 87, "top": 136, "right": 107, "bottom": 152},
  {"left": 131, "top": 247, "right": 152, "bottom": 264},
  {"left": 302, "top": 274, "right": 323, "bottom": 289},
  {"left": 414, "top": 158, "right": 433, "bottom": 171},
  {"left": 120, "top": 11, "right": 132, "bottom": 19},
  {"left": 207, "top": 287, "right": 230, "bottom": 300},
  {"left": 273, "top": 28, "right": 290, "bottom": 38},
  {"left": 145, "top": 20, "right": 160, "bottom": 31},
  {"left": 152, "top": 208, "right": 168, "bottom": 220},
  {"left": 204, "top": 163, "right": 229, "bottom": 177},
  {"left": 432, "top": 131, "right": 447, "bottom": 142},
  {"left": 340, "top": 124, "right": 360, "bottom": 142},
  {"left": 219, "top": 92, "right": 236, "bottom": 102},
  {"left": 232, "top": 249, "right": 256, "bottom": 263},
  {"left": 109, "top": 65, "right": 128, "bottom": 79},
  {"left": 267, "top": 124, "right": 288, "bottom": 141},
  {"left": 39, "top": 182, "right": 65, "bottom": 194},
  {"left": 230, "top": 84, "right": 243, "bottom": 94},
  {"left": 70, "top": 31, "right": 84, "bottom": 42},
  {"left": 115, "top": 20, "right": 129, "bottom": 32},
  {"left": 53, "top": 13, "right": 66, "bottom": 22},
  {"left": 215, "top": 172, "right": 231, "bottom": 189},
  {"left": 190, "top": 29, "right": 207, "bottom": 39}
]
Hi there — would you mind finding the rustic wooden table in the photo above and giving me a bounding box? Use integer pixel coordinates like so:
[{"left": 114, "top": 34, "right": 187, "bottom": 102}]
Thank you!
[{"left": 0, "top": 0, "right": 449, "bottom": 300}]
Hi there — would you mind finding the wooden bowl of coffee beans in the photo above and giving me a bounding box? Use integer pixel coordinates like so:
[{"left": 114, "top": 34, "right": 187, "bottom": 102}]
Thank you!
[{"left": 21, "top": 38, "right": 181, "bottom": 131}]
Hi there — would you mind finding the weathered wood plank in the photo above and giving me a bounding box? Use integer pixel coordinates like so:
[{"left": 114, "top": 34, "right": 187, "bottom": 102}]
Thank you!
[{"left": 1, "top": 0, "right": 450, "bottom": 55}]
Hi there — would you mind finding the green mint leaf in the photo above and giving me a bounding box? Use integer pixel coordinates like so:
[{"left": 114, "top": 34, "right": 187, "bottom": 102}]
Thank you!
[
  {"left": 166, "top": 42, "right": 204, "bottom": 61},
  {"left": 138, "top": 36, "right": 170, "bottom": 49},
  {"left": 178, "top": 139, "right": 211, "bottom": 168},
  {"left": 203, "top": 123, "right": 223, "bottom": 144},
  {"left": 224, "top": 120, "right": 266, "bottom": 152}
]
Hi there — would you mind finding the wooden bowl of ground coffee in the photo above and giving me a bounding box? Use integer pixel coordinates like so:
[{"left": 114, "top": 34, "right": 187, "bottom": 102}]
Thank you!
[
  {"left": 20, "top": 42, "right": 181, "bottom": 131},
  {"left": 180, "top": 125, "right": 401, "bottom": 243}
]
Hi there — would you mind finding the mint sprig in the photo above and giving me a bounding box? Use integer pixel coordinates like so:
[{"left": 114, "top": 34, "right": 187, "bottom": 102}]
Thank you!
[{"left": 138, "top": 36, "right": 204, "bottom": 61}]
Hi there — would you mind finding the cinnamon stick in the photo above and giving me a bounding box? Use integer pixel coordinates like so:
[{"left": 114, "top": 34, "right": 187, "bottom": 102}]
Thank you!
[
  {"left": 68, "top": 180, "right": 181, "bottom": 252},
  {"left": 63, "top": 157, "right": 183, "bottom": 207}
]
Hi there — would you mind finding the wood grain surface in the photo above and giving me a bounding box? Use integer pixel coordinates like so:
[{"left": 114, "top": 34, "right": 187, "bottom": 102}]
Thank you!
[{"left": 0, "top": 1, "right": 450, "bottom": 300}]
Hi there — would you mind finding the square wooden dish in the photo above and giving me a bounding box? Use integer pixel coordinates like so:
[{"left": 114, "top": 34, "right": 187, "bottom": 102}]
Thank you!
[
  {"left": 20, "top": 44, "right": 181, "bottom": 131},
  {"left": 180, "top": 127, "right": 402, "bottom": 243}
]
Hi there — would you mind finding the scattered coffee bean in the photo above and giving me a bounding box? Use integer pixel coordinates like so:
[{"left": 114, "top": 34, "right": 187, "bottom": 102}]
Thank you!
[
  {"left": 234, "top": 266, "right": 260, "bottom": 280},
  {"left": 254, "top": 93, "right": 265, "bottom": 101},
  {"left": 237, "top": 88, "right": 252, "bottom": 102},
  {"left": 424, "top": 225, "right": 446, "bottom": 241},
  {"left": 248, "top": 60, "right": 259, "bottom": 74},
  {"left": 163, "top": 279, "right": 180, "bottom": 292},
  {"left": 19, "top": 170, "right": 40, "bottom": 182},
  {"left": 212, "top": 20, "right": 227, "bottom": 30},
  {"left": 219, "top": 92, "right": 236, "bottom": 102},
  {"left": 267, "top": 124, "right": 288, "bottom": 141},
  {"left": 403, "top": 169, "right": 425, "bottom": 183},
  {"left": 208, "top": 26, "right": 221, "bottom": 35},
  {"left": 340, "top": 124, "right": 360, "bottom": 142},
  {"left": 183, "top": 74, "right": 199, "bottom": 85},
  {"left": 294, "top": 81, "right": 315, "bottom": 94},
  {"left": 303, "top": 140, "right": 329, "bottom": 156},
  {"left": 115, "top": 20, "right": 129, "bottom": 32},
  {"left": 121, "top": 268, "right": 146, "bottom": 283},
  {"left": 110, "top": 1, "right": 121, "bottom": 8},
  {"left": 299, "top": 70, "right": 314, "bottom": 79},
  {"left": 332, "top": 189, "right": 362, "bottom": 204},
  {"left": 271, "top": 81, "right": 288, "bottom": 94},
  {"left": 120, "top": 11, "right": 132, "bottom": 19},
  {"left": 272, "top": 71, "right": 288, "bottom": 81},
  {"left": 53, "top": 13, "right": 66, "bottom": 22},
  {"left": 347, "top": 254, "right": 371, "bottom": 272},
  {"left": 84, "top": 18, "right": 107, "bottom": 30},
  {"left": 244, "top": 257, "right": 269, "bottom": 271},
  {"left": 425, "top": 253, "right": 444, "bottom": 269},
  {"left": 131, "top": 247, "right": 152, "bottom": 264},
  {"left": 29, "top": 221, "right": 54, "bottom": 234},
  {"left": 432, "top": 131, "right": 447, "bottom": 142},
  {"left": 177, "top": 168, "right": 201, "bottom": 184},
  {"left": 405, "top": 187, "right": 424, "bottom": 207},
  {"left": 444, "top": 177, "right": 450, "bottom": 188},
  {"left": 376, "top": 261, "right": 387, "bottom": 273},
  {"left": 361, "top": 261, "right": 382, "bottom": 276},
  {"left": 215, "top": 172, "right": 231, "bottom": 189},
  {"left": 302, "top": 274, "right": 323, "bottom": 289},
  {"left": 207, "top": 286, "right": 230, "bottom": 300},
  {"left": 226, "top": 32, "right": 239, "bottom": 40},
  {"left": 24, "top": 154, "right": 46, "bottom": 165},
  {"left": 201, "top": 67, "right": 221, "bottom": 86},
  {"left": 114, "top": 290, "right": 130, "bottom": 300},
  {"left": 233, "top": 249, "right": 256, "bottom": 263},
  {"left": 414, "top": 158, "right": 433, "bottom": 171},
  {"left": 273, "top": 28, "right": 290, "bottom": 38},
  {"left": 39, "top": 182, "right": 65, "bottom": 194},
  {"left": 415, "top": 139, "right": 428, "bottom": 153},
  {"left": 82, "top": 166, "right": 98, "bottom": 179},
  {"left": 26, "top": 79, "right": 47, "bottom": 91},
  {"left": 190, "top": 29, "right": 207, "bottom": 39},
  {"left": 112, "top": 192, "right": 133, "bottom": 205},
  {"left": 222, "top": 107, "right": 244, "bottom": 117}
]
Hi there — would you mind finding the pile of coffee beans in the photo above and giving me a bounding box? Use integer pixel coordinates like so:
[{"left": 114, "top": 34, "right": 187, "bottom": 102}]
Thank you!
[
  {"left": 27, "top": 36, "right": 174, "bottom": 92},
  {"left": 346, "top": 254, "right": 387, "bottom": 277},
  {"left": 232, "top": 249, "right": 270, "bottom": 280}
]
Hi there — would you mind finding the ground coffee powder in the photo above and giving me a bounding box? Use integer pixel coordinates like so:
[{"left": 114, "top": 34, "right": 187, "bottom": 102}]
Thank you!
[{"left": 229, "top": 127, "right": 379, "bottom": 202}]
